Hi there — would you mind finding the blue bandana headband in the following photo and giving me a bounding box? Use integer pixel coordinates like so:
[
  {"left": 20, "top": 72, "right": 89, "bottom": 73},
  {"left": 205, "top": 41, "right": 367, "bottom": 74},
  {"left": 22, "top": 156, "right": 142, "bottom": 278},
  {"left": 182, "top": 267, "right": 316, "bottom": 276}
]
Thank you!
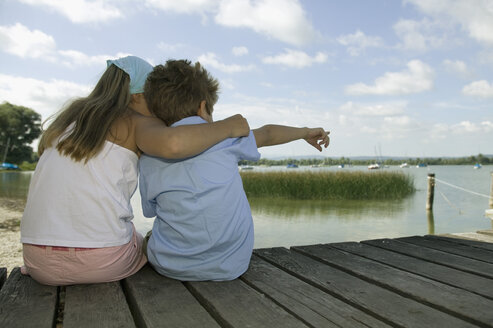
[{"left": 106, "top": 56, "right": 153, "bottom": 94}]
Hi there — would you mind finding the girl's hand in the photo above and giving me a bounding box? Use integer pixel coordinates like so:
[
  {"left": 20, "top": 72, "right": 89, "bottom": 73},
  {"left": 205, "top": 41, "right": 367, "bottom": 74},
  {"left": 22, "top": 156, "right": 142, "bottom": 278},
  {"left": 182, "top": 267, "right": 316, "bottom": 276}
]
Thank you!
[
  {"left": 304, "top": 128, "right": 330, "bottom": 151},
  {"left": 222, "top": 114, "right": 250, "bottom": 138}
]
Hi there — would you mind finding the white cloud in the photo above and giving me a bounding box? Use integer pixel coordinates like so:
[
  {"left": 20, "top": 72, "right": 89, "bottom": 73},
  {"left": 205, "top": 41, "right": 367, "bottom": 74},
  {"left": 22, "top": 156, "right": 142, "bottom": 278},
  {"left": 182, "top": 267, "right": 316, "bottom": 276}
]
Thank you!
[
  {"left": 430, "top": 123, "right": 450, "bottom": 140},
  {"left": 405, "top": 0, "right": 493, "bottom": 46},
  {"left": 337, "top": 30, "right": 383, "bottom": 56},
  {"left": 462, "top": 80, "right": 493, "bottom": 98},
  {"left": 58, "top": 50, "right": 138, "bottom": 67},
  {"left": 478, "top": 50, "right": 493, "bottom": 67},
  {"left": 214, "top": 100, "right": 326, "bottom": 133},
  {"left": 0, "top": 23, "right": 56, "bottom": 59},
  {"left": 58, "top": 50, "right": 109, "bottom": 67},
  {"left": 335, "top": 100, "right": 423, "bottom": 141},
  {"left": 232, "top": 46, "right": 248, "bottom": 56},
  {"left": 262, "top": 49, "right": 327, "bottom": 68},
  {"left": 393, "top": 18, "right": 449, "bottom": 52},
  {"left": 144, "top": 0, "right": 319, "bottom": 46},
  {"left": 452, "top": 121, "right": 482, "bottom": 133},
  {"left": 157, "top": 42, "right": 188, "bottom": 53},
  {"left": 442, "top": 59, "right": 469, "bottom": 76},
  {"left": 481, "top": 121, "right": 493, "bottom": 132},
  {"left": 145, "top": 0, "right": 218, "bottom": 14},
  {"left": 218, "top": 78, "right": 235, "bottom": 90},
  {"left": 339, "top": 101, "right": 406, "bottom": 117},
  {"left": 0, "top": 74, "right": 91, "bottom": 120},
  {"left": 431, "top": 120, "right": 493, "bottom": 139},
  {"left": 215, "top": 0, "right": 319, "bottom": 46},
  {"left": 0, "top": 23, "right": 128, "bottom": 68},
  {"left": 345, "top": 60, "right": 434, "bottom": 95},
  {"left": 383, "top": 115, "right": 411, "bottom": 126},
  {"left": 197, "top": 52, "right": 255, "bottom": 73},
  {"left": 18, "top": 0, "right": 123, "bottom": 24}
]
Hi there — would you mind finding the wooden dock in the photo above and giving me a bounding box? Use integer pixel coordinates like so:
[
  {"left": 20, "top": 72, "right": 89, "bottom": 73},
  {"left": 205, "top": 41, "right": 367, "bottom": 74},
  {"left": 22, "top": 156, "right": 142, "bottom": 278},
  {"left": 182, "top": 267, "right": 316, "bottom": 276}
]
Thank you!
[{"left": 1, "top": 234, "right": 492, "bottom": 327}]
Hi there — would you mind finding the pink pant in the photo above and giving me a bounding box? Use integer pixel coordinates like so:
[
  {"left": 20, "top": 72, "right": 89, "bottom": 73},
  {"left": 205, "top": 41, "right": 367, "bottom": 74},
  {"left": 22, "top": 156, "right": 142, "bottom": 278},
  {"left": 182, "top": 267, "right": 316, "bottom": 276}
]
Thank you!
[{"left": 22, "top": 225, "right": 147, "bottom": 286}]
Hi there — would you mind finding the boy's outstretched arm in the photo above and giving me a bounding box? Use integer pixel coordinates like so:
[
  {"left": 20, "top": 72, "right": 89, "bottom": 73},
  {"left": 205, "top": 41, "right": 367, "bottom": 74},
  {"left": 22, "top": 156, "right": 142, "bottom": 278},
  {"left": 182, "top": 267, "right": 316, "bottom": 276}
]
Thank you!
[{"left": 252, "top": 125, "right": 330, "bottom": 151}]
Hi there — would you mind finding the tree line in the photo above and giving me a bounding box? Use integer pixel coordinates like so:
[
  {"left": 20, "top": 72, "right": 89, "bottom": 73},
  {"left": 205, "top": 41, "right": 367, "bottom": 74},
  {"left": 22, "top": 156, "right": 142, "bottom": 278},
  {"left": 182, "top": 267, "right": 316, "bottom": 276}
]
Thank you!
[
  {"left": 0, "top": 102, "right": 41, "bottom": 164},
  {"left": 239, "top": 154, "right": 492, "bottom": 167}
]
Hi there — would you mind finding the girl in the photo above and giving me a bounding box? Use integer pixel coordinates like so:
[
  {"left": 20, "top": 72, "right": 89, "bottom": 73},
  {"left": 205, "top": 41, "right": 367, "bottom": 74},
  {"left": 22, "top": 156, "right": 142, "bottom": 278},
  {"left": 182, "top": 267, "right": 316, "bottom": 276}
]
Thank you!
[{"left": 20, "top": 56, "right": 249, "bottom": 285}]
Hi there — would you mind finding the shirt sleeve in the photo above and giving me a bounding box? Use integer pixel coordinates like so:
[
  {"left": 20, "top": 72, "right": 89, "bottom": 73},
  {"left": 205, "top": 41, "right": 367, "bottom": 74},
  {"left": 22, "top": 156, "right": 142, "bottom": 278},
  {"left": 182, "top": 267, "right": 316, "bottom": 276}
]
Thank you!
[
  {"left": 138, "top": 156, "right": 157, "bottom": 218},
  {"left": 228, "top": 131, "right": 261, "bottom": 162}
]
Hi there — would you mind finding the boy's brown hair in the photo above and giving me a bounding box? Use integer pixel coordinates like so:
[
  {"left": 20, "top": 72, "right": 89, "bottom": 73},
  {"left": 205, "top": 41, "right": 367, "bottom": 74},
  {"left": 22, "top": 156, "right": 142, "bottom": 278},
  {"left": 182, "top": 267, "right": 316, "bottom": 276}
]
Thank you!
[{"left": 144, "top": 59, "right": 219, "bottom": 126}]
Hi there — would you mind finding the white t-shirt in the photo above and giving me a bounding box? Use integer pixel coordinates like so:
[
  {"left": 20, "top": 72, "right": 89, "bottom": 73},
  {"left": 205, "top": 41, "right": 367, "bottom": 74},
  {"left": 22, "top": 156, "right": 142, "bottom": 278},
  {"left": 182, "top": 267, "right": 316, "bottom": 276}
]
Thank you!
[{"left": 21, "top": 141, "right": 138, "bottom": 247}]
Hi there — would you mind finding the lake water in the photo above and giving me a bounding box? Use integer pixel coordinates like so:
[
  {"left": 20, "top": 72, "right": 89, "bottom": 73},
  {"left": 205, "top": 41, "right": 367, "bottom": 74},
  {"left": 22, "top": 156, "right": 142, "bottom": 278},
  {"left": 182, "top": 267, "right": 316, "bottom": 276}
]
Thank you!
[{"left": 1, "top": 165, "right": 492, "bottom": 248}]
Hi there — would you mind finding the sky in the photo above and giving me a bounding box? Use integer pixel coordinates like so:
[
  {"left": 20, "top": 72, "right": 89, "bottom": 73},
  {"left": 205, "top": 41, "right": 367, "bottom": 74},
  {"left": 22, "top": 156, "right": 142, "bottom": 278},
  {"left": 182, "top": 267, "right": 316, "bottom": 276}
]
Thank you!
[{"left": 0, "top": 0, "right": 492, "bottom": 159}]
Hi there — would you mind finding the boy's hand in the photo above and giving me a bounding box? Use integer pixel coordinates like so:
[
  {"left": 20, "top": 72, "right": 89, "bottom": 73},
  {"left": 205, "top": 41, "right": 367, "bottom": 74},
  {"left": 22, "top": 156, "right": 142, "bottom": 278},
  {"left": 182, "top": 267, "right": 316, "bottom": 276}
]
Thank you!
[
  {"left": 304, "top": 128, "right": 330, "bottom": 151},
  {"left": 223, "top": 114, "right": 250, "bottom": 138}
]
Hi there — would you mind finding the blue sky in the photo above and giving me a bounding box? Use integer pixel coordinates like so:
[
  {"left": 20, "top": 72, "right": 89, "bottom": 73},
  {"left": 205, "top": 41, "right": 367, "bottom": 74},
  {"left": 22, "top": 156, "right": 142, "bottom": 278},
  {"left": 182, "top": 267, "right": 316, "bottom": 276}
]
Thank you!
[{"left": 1, "top": 0, "right": 492, "bottom": 158}]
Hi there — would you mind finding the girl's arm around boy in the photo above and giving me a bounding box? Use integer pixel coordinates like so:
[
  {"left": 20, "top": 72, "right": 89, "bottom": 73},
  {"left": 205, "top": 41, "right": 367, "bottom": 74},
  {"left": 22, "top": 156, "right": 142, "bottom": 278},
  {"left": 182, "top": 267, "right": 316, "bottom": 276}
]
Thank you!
[
  {"left": 252, "top": 125, "right": 330, "bottom": 151},
  {"left": 135, "top": 114, "right": 250, "bottom": 159}
]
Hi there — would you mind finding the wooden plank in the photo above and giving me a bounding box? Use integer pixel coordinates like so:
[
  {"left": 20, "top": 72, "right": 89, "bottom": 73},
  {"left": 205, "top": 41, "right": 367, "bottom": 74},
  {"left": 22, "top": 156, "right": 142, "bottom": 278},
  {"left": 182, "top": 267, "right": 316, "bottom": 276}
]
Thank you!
[
  {"left": 0, "top": 267, "right": 58, "bottom": 328},
  {"left": 430, "top": 235, "right": 493, "bottom": 252},
  {"left": 363, "top": 238, "right": 493, "bottom": 279},
  {"left": 187, "top": 275, "right": 308, "bottom": 328},
  {"left": 63, "top": 282, "right": 135, "bottom": 328},
  {"left": 122, "top": 264, "right": 219, "bottom": 328},
  {"left": 255, "top": 247, "right": 477, "bottom": 328},
  {"left": 398, "top": 236, "right": 493, "bottom": 264},
  {"left": 241, "top": 255, "right": 390, "bottom": 328},
  {"left": 443, "top": 232, "right": 493, "bottom": 244},
  {"left": 293, "top": 244, "right": 493, "bottom": 327},
  {"left": 331, "top": 241, "right": 493, "bottom": 300},
  {"left": 477, "top": 229, "right": 493, "bottom": 237},
  {"left": 0, "top": 268, "right": 6, "bottom": 290}
]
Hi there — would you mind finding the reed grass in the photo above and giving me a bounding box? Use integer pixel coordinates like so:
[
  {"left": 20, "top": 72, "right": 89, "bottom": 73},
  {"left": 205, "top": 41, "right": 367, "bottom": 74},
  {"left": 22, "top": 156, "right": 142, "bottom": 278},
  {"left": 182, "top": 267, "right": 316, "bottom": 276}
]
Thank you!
[{"left": 240, "top": 170, "right": 415, "bottom": 200}]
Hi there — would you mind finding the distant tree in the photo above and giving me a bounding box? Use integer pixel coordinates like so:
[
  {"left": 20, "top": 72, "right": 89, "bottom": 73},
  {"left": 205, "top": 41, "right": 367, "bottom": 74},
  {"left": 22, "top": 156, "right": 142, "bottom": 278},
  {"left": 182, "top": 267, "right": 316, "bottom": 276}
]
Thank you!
[{"left": 0, "top": 102, "right": 42, "bottom": 164}]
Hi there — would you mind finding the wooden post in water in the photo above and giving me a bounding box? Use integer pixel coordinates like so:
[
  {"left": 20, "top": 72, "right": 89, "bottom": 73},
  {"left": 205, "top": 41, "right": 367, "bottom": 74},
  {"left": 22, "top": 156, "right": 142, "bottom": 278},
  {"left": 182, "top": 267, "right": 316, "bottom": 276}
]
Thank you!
[
  {"left": 426, "top": 173, "right": 435, "bottom": 211},
  {"left": 427, "top": 210, "right": 435, "bottom": 235},
  {"left": 489, "top": 171, "right": 493, "bottom": 208}
]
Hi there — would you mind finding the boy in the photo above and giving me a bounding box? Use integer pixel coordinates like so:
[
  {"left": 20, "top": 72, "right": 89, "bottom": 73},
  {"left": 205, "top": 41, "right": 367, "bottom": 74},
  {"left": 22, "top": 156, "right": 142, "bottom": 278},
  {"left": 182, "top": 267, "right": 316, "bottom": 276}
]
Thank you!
[{"left": 141, "top": 59, "right": 329, "bottom": 281}]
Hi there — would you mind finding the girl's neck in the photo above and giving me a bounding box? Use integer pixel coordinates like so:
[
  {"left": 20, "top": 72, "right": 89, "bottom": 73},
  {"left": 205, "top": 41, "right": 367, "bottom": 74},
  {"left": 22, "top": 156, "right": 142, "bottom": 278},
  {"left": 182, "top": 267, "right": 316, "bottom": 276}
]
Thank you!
[{"left": 129, "top": 93, "right": 153, "bottom": 117}]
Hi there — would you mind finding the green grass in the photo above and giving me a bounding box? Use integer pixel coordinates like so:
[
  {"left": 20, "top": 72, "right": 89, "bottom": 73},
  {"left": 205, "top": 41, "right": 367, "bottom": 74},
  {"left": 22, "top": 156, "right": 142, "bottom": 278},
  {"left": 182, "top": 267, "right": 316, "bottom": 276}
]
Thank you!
[
  {"left": 240, "top": 170, "right": 415, "bottom": 200},
  {"left": 19, "top": 161, "right": 37, "bottom": 171}
]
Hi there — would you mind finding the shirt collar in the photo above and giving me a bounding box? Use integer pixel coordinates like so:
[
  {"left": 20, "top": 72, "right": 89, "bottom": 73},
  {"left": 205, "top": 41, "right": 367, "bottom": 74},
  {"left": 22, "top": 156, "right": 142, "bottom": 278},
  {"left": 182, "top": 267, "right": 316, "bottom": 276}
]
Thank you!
[{"left": 171, "top": 116, "right": 207, "bottom": 127}]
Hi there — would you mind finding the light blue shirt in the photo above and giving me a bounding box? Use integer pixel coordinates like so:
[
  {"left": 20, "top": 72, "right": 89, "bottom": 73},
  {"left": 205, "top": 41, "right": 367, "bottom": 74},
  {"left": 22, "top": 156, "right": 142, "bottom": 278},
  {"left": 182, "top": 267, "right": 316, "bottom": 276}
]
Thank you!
[{"left": 139, "top": 116, "right": 261, "bottom": 281}]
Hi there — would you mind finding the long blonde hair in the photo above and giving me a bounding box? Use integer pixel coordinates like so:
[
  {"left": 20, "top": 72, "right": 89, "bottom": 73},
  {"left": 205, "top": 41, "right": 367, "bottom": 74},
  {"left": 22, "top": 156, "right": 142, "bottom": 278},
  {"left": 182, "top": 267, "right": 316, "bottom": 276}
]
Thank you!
[{"left": 38, "top": 65, "right": 131, "bottom": 162}]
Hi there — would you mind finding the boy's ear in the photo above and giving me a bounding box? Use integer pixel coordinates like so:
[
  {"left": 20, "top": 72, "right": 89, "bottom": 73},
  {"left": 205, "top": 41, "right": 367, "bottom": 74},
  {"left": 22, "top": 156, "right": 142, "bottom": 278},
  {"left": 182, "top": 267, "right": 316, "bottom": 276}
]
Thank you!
[
  {"left": 197, "top": 100, "right": 207, "bottom": 116},
  {"left": 197, "top": 100, "right": 212, "bottom": 122}
]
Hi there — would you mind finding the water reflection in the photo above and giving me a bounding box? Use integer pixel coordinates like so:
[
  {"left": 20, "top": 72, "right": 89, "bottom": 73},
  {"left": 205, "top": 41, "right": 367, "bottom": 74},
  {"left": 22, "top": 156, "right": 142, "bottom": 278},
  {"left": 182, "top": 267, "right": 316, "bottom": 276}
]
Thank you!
[
  {"left": 249, "top": 197, "right": 410, "bottom": 221},
  {"left": 0, "top": 172, "right": 32, "bottom": 199},
  {"left": 249, "top": 196, "right": 417, "bottom": 248}
]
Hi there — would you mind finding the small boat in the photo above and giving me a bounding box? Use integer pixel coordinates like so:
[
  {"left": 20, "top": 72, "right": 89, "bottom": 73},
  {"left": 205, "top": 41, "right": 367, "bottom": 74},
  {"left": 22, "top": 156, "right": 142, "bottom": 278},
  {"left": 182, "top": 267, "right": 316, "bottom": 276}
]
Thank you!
[
  {"left": 338, "top": 164, "right": 344, "bottom": 168},
  {"left": 286, "top": 163, "right": 298, "bottom": 168},
  {"left": 239, "top": 165, "right": 254, "bottom": 171},
  {"left": 416, "top": 163, "right": 427, "bottom": 168},
  {"left": 400, "top": 163, "right": 409, "bottom": 168},
  {"left": 367, "top": 163, "right": 380, "bottom": 170},
  {"left": 473, "top": 163, "right": 482, "bottom": 169},
  {"left": 0, "top": 162, "right": 19, "bottom": 170}
]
